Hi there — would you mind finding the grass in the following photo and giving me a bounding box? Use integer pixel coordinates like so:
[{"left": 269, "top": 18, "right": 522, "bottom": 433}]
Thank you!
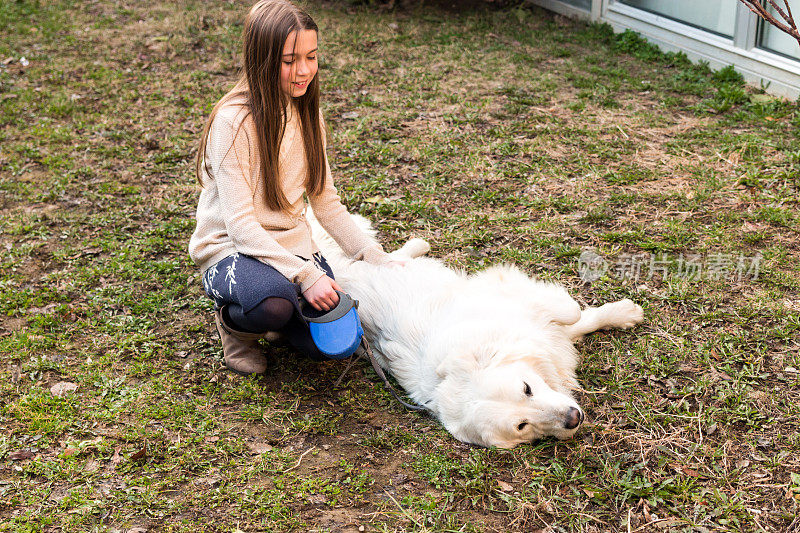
[{"left": 1, "top": 0, "right": 800, "bottom": 531}]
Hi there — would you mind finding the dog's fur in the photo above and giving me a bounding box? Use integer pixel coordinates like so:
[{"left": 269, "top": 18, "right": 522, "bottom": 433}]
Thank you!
[{"left": 310, "top": 213, "right": 644, "bottom": 448}]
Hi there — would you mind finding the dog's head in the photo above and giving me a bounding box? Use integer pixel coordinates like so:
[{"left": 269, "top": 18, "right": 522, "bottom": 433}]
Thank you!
[{"left": 431, "top": 334, "right": 584, "bottom": 449}]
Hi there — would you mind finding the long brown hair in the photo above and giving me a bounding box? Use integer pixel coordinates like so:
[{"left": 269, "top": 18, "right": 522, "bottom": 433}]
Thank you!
[{"left": 196, "top": 0, "right": 325, "bottom": 211}]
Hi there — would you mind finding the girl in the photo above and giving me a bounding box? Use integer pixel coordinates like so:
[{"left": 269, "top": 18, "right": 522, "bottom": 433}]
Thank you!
[{"left": 189, "top": 0, "right": 397, "bottom": 375}]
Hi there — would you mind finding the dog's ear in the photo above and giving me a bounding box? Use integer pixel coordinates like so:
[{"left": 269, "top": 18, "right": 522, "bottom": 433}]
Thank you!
[
  {"left": 435, "top": 353, "right": 474, "bottom": 379},
  {"left": 435, "top": 346, "right": 495, "bottom": 379}
]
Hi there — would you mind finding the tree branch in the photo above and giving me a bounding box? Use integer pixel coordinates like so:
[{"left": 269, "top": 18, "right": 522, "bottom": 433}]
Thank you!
[{"left": 739, "top": 0, "right": 800, "bottom": 48}]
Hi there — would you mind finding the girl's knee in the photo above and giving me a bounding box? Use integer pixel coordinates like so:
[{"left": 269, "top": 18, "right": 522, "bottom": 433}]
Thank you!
[
  {"left": 229, "top": 297, "right": 294, "bottom": 333},
  {"left": 249, "top": 297, "right": 294, "bottom": 332}
]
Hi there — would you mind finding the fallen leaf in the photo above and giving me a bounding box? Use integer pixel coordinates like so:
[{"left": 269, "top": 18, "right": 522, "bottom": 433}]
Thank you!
[
  {"left": 364, "top": 196, "right": 389, "bottom": 204},
  {"left": 196, "top": 475, "right": 221, "bottom": 486},
  {"left": 742, "top": 222, "right": 762, "bottom": 232},
  {"left": 749, "top": 94, "right": 773, "bottom": 105},
  {"left": 669, "top": 462, "right": 699, "bottom": 477},
  {"left": 30, "top": 303, "right": 58, "bottom": 314},
  {"left": 709, "top": 367, "right": 733, "bottom": 382},
  {"left": 130, "top": 446, "right": 147, "bottom": 462},
  {"left": 683, "top": 467, "right": 701, "bottom": 478},
  {"left": 9, "top": 450, "right": 35, "bottom": 461},
  {"left": 391, "top": 473, "right": 408, "bottom": 485},
  {"left": 62, "top": 447, "right": 78, "bottom": 458},
  {"left": 109, "top": 447, "right": 122, "bottom": 468},
  {"left": 246, "top": 442, "right": 272, "bottom": 455},
  {"left": 642, "top": 503, "right": 652, "bottom": 522},
  {"left": 497, "top": 480, "right": 513, "bottom": 492},
  {"left": 50, "top": 381, "right": 78, "bottom": 397},
  {"left": 308, "top": 494, "right": 327, "bottom": 504},
  {"left": 84, "top": 459, "right": 100, "bottom": 473}
]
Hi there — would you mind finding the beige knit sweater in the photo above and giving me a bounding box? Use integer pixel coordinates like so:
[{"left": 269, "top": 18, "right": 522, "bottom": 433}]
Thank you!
[{"left": 189, "top": 97, "right": 390, "bottom": 292}]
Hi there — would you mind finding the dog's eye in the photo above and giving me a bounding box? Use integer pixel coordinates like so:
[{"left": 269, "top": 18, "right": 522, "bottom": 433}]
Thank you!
[
  {"left": 523, "top": 382, "right": 532, "bottom": 396},
  {"left": 517, "top": 422, "right": 528, "bottom": 431}
]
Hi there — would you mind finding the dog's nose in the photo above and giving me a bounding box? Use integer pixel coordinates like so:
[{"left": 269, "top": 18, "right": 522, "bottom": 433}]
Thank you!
[{"left": 564, "top": 407, "right": 584, "bottom": 430}]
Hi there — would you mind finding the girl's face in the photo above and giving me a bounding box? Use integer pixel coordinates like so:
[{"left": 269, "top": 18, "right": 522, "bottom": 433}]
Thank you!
[{"left": 280, "top": 29, "right": 318, "bottom": 99}]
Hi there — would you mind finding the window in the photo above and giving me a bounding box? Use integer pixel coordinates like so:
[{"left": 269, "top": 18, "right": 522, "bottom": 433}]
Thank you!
[
  {"left": 561, "top": 0, "right": 592, "bottom": 9},
  {"left": 758, "top": 0, "right": 800, "bottom": 60},
  {"left": 617, "top": 0, "right": 739, "bottom": 37}
]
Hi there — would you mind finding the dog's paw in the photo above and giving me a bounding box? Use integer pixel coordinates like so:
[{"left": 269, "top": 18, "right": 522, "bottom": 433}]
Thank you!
[
  {"left": 394, "top": 238, "right": 430, "bottom": 259},
  {"left": 609, "top": 299, "right": 644, "bottom": 329}
]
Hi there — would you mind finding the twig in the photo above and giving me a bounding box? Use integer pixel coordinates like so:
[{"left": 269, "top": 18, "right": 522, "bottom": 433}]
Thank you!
[
  {"left": 697, "top": 403, "right": 703, "bottom": 448},
  {"left": 383, "top": 489, "right": 427, "bottom": 530},
  {"left": 631, "top": 518, "right": 675, "bottom": 533},
  {"left": 333, "top": 351, "right": 363, "bottom": 388},
  {"left": 282, "top": 446, "right": 316, "bottom": 473},
  {"left": 574, "top": 512, "right": 608, "bottom": 525},
  {"left": 738, "top": 0, "right": 800, "bottom": 48},
  {"left": 752, "top": 511, "right": 768, "bottom": 533},
  {"left": 571, "top": 386, "right": 608, "bottom": 395}
]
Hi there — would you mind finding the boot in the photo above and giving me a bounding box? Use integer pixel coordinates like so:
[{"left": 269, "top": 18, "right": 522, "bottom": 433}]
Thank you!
[{"left": 215, "top": 307, "right": 269, "bottom": 375}]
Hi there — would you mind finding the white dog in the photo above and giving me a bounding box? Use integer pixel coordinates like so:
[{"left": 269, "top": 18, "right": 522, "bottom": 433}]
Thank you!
[{"left": 310, "top": 214, "right": 644, "bottom": 449}]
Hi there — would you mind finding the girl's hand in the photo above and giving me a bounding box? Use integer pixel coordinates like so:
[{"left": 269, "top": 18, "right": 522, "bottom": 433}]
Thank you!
[
  {"left": 303, "top": 275, "right": 342, "bottom": 311},
  {"left": 387, "top": 259, "right": 408, "bottom": 268}
]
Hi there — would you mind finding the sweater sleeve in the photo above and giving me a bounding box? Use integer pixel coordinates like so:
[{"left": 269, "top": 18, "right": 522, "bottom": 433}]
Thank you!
[
  {"left": 211, "top": 114, "right": 326, "bottom": 292},
  {"left": 308, "top": 114, "right": 392, "bottom": 265}
]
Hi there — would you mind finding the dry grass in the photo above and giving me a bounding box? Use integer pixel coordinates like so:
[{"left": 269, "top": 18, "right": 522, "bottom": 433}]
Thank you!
[{"left": 2, "top": 0, "right": 800, "bottom": 531}]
